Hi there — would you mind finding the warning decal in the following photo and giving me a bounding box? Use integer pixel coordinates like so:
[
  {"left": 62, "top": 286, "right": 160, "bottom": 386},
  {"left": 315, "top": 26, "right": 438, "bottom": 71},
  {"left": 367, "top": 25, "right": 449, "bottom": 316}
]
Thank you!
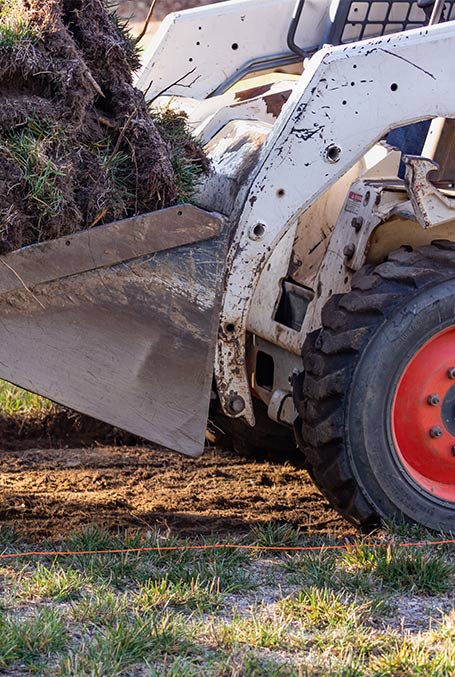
[{"left": 345, "top": 191, "right": 363, "bottom": 214}]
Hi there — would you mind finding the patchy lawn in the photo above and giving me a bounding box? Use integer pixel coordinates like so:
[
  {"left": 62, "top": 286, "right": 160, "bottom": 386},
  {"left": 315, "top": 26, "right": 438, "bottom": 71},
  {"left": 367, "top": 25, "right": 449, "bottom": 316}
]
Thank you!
[{"left": 0, "top": 523, "right": 454, "bottom": 675}]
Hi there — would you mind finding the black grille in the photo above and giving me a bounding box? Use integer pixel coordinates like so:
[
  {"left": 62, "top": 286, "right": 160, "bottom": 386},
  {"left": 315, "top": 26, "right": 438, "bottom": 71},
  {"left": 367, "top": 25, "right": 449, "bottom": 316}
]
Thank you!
[{"left": 326, "top": 0, "right": 455, "bottom": 45}]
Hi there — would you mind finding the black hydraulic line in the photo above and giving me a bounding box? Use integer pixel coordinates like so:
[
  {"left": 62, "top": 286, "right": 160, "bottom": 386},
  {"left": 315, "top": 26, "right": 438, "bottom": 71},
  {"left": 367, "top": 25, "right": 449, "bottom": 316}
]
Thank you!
[{"left": 287, "top": 0, "right": 318, "bottom": 59}]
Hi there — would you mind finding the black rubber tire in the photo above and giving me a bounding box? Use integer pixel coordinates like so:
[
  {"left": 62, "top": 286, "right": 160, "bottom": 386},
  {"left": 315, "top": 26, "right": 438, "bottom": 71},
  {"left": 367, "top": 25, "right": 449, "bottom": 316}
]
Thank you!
[
  {"left": 294, "top": 241, "right": 455, "bottom": 531},
  {"left": 208, "top": 397, "right": 299, "bottom": 463}
]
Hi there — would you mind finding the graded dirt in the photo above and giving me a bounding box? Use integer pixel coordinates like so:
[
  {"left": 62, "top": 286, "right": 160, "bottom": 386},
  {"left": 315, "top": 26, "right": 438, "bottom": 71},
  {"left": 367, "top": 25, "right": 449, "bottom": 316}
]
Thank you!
[{"left": 0, "top": 444, "right": 345, "bottom": 542}]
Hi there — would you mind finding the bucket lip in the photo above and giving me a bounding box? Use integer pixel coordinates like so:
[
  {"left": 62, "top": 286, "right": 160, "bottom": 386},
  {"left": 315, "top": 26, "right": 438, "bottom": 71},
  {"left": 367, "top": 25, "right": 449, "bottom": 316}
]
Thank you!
[{"left": 0, "top": 205, "right": 223, "bottom": 297}]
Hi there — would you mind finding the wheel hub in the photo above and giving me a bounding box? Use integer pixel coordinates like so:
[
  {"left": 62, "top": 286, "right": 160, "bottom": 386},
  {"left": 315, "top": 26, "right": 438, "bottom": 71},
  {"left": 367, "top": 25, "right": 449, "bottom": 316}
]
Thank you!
[{"left": 392, "top": 326, "right": 455, "bottom": 502}]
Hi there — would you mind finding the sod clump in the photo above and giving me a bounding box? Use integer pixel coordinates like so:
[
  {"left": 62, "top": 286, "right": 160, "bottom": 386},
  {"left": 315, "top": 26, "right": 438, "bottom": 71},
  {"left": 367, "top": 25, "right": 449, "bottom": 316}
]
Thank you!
[{"left": 0, "top": 0, "right": 207, "bottom": 254}]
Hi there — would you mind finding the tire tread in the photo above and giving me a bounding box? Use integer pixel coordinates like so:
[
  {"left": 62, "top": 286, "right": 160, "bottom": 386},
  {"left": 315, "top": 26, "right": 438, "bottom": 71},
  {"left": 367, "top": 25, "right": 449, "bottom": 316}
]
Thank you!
[{"left": 294, "top": 242, "right": 455, "bottom": 529}]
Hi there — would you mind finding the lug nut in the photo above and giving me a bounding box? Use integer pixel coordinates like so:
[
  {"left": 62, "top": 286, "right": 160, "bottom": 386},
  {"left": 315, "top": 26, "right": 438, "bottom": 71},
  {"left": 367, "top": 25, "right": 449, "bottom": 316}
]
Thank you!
[
  {"left": 427, "top": 393, "right": 441, "bottom": 406},
  {"left": 429, "top": 425, "right": 443, "bottom": 439},
  {"left": 448, "top": 367, "right": 455, "bottom": 380}
]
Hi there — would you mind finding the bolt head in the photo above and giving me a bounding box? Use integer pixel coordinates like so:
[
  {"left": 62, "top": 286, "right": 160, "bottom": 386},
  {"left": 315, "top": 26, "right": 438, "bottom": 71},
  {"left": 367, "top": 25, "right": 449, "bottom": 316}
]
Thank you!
[
  {"left": 227, "top": 395, "right": 245, "bottom": 415},
  {"left": 448, "top": 367, "right": 455, "bottom": 380},
  {"left": 429, "top": 425, "right": 443, "bottom": 439},
  {"left": 343, "top": 244, "right": 356, "bottom": 259},
  {"left": 351, "top": 216, "right": 363, "bottom": 232},
  {"left": 427, "top": 393, "right": 441, "bottom": 406}
]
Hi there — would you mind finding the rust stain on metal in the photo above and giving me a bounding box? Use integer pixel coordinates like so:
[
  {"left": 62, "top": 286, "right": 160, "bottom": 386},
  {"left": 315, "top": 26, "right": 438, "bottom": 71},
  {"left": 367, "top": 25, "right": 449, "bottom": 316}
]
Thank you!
[
  {"left": 234, "top": 83, "right": 273, "bottom": 101},
  {"left": 264, "top": 90, "right": 292, "bottom": 118}
]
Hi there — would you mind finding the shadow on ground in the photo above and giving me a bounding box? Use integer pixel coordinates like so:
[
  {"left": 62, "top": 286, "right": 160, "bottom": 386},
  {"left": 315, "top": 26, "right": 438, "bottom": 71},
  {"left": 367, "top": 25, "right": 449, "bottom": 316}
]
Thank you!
[{"left": 0, "top": 444, "right": 346, "bottom": 542}]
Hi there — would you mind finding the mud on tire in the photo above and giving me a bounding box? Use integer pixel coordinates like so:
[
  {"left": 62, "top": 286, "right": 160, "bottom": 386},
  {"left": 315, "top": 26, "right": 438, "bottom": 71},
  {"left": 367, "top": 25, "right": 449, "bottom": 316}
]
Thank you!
[{"left": 294, "top": 241, "right": 455, "bottom": 531}]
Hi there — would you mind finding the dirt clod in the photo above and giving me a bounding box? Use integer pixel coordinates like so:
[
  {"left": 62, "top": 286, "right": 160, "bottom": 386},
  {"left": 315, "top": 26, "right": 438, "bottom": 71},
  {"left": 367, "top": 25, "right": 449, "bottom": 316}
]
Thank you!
[{"left": 0, "top": 0, "right": 204, "bottom": 253}]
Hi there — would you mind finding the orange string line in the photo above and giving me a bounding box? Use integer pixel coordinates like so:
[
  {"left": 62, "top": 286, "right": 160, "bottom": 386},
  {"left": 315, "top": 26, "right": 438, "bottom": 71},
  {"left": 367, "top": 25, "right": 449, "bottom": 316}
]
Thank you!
[{"left": 0, "top": 539, "right": 454, "bottom": 560}]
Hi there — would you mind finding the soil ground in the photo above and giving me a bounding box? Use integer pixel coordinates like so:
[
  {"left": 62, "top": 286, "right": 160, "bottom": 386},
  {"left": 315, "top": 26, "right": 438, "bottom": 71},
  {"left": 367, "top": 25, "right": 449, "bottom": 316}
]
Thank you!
[{"left": 0, "top": 444, "right": 344, "bottom": 542}]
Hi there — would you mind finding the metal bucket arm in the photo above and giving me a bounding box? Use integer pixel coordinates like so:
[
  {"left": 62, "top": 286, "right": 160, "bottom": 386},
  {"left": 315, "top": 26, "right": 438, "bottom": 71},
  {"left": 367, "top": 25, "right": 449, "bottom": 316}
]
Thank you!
[{"left": 216, "top": 21, "right": 455, "bottom": 425}]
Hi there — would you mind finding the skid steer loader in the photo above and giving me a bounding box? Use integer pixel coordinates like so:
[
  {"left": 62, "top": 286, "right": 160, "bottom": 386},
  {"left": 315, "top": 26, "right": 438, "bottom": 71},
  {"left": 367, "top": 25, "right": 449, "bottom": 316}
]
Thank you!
[{"left": 3, "top": 0, "right": 455, "bottom": 531}]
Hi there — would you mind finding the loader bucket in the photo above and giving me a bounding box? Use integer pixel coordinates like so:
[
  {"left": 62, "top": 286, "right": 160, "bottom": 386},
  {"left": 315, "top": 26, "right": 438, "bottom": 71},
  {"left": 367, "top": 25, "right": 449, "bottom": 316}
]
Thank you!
[{"left": 0, "top": 205, "right": 226, "bottom": 456}]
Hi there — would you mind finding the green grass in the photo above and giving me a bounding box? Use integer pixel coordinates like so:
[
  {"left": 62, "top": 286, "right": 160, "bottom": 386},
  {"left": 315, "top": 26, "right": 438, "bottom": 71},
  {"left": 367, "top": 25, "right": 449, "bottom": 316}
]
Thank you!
[
  {"left": 369, "top": 633, "right": 455, "bottom": 676},
  {"left": 283, "top": 549, "right": 338, "bottom": 584},
  {"left": 71, "top": 588, "right": 130, "bottom": 626},
  {"left": 249, "top": 521, "right": 303, "bottom": 548},
  {"left": 3, "top": 121, "right": 67, "bottom": 225},
  {"left": 0, "top": 607, "right": 67, "bottom": 670},
  {"left": 56, "top": 525, "right": 254, "bottom": 593},
  {"left": 0, "top": 525, "right": 454, "bottom": 674},
  {"left": 16, "top": 562, "right": 90, "bottom": 601},
  {"left": 0, "top": 0, "right": 40, "bottom": 48},
  {"left": 0, "top": 380, "right": 55, "bottom": 418},
  {"left": 280, "top": 586, "right": 382, "bottom": 629},
  {"left": 152, "top": 108, "right": 207, "bottom": 203},
  {"left": 59, "top": 610, "right": 192, "bottom": 676},
  {"left": 109, "top": 3, "right": 142, "bottom": 72},
  {"left": 282, "top": 540, "right": 455, "bottom": 596},
  {"left": 214, "top": 606, "right": 291, "bottom": 649},
  {"left": 374, "top": 545, "right": 455, "bottom": 595},
  {"left": 135, "top": 575, "right": 222, "bottom": 612},
  {"left": 93, "top": 140, "right": 135, "bottom": 222}
]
